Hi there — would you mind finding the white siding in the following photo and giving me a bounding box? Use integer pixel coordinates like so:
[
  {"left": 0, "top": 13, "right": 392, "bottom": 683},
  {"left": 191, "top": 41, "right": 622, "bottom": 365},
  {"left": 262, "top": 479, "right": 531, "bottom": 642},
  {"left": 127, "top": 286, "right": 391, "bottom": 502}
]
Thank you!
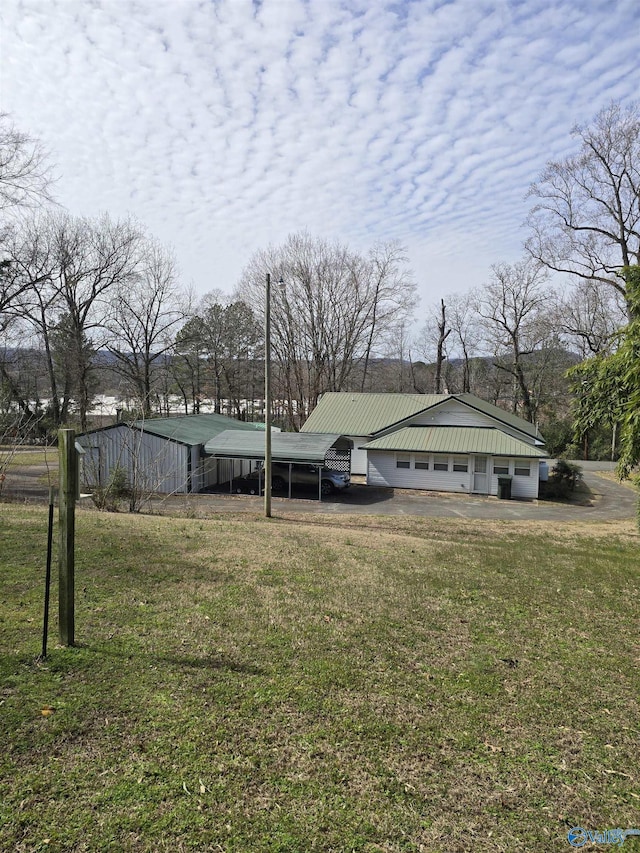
[
  {"left": 367, "top": 451, "right": 471, "bottom": 493},
  {"left": 405, "top": 401, "right": 538, "bottom": 446},
  {"left": 367, "top": 450, "right": 539, "bottom": 499},
  {"left": 490, "top": 458, "right": 539, "bottom": 500},
  {"left": 349, "top": 437, "right": 370, "bottom": 475}
]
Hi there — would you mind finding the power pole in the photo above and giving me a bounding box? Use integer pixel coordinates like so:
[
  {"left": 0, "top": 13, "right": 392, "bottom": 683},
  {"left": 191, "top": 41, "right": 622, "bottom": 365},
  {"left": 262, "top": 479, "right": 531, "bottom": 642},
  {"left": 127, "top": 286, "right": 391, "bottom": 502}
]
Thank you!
[{"left": 264, "top": 273, "right": 272, "bottom": 518}]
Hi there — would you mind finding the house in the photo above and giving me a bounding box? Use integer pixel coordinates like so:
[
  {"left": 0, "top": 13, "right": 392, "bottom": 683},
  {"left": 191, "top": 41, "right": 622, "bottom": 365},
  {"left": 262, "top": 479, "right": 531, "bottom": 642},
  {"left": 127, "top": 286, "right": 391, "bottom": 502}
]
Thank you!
[
  {"left": 300, "top": 392, "right": 547, "bottom": 499},
  {"left": 78, "top": 413, "right": 268, "bottom": 495}
]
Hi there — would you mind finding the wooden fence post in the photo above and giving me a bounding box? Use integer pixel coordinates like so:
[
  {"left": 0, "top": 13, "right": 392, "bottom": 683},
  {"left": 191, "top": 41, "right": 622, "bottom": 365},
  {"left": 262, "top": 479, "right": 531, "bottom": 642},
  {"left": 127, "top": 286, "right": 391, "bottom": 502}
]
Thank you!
[{"left": 58, "top": 428, "right": 76, "bottom": 646}]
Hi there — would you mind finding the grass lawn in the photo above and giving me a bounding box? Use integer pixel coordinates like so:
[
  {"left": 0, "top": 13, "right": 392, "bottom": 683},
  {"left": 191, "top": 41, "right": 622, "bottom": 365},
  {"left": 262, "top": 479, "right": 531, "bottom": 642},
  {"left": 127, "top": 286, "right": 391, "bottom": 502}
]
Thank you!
[
  {"left": 0, "top": 506, "right": 638, "bottom": 852},
  {"left": 1, "top": 448, "right": 58, "bottom": 468}
]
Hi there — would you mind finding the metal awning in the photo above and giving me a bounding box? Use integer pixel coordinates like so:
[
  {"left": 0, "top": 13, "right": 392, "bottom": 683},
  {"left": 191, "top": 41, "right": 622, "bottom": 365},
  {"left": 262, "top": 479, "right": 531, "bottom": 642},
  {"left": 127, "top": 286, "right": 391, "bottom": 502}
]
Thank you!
[
  {"left": 204, "top": 430, "right": 352, "bottom": 464},
  {"left": 360, "top": 427, "right": 547, "bottom": 457}
]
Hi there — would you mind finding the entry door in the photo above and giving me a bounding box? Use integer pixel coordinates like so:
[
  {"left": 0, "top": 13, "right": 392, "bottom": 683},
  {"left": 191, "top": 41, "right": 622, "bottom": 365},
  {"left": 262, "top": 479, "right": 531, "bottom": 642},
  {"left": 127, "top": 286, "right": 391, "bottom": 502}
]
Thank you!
[{"left": 473, "top": 456, "right": 488, "bottom": 493}]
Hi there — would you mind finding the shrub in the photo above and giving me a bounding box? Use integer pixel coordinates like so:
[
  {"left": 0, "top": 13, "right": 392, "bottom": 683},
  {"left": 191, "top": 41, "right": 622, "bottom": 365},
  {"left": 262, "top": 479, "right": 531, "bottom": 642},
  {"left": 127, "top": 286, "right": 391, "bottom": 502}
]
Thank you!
[
  {"left": 541, "top": 459, "right": 583, "bottom": 500},
  {"left": 92, "top": 465, "right": 131, "bottom": 512}
]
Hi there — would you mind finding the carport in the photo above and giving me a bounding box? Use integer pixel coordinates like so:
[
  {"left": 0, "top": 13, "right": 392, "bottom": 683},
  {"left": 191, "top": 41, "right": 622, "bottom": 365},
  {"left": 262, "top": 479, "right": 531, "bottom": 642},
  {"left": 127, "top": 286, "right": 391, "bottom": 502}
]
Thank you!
[{"left": 204, "top": 431, "right": 352, "bottom": 500}]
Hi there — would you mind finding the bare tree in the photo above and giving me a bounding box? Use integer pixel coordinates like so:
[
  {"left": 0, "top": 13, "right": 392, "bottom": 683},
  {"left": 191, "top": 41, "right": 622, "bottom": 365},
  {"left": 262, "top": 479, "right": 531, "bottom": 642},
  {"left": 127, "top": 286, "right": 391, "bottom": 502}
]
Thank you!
[
  {"left": 555, "top": 279, "right": 626, "bottom": 358},
  {"left": 4, "top": 211, "right": 142, "bottom": 430},
  {"left": 46, "top": 212, "right": 142, "bottom": 430},
  {"left": 434, "top": 299, "right": 450, "bottom": 393},
  {"left": 446, "top": 291, "right": 482, "bottom": 393},
  {"left": 414, "top": 299, "right": 453, "bottom": 394},
  {"left": 477, "top": 259, "right": 552, "bottom": 423},
  {"left": 0, "top": 114, "right": 55, "bottom": 213},
  {"left": 1, "top": 215, "right": 60, "bottom": 421},
  {"left": 526, "top": 101, "right": 640, "bottom": 316},
  {"left": 105, "top": 238, "right": 185, "bottom": 417},
  {"left": 236, "top": 233, "right": 416, "bottom": 428}
]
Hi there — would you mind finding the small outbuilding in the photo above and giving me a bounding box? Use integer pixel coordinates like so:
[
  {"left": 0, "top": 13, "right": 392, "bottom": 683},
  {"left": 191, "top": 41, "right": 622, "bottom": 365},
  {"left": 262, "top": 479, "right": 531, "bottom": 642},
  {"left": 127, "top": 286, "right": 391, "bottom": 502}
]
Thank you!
[{"left": 78, "top": 413, "right": 267, "bottom": 495}]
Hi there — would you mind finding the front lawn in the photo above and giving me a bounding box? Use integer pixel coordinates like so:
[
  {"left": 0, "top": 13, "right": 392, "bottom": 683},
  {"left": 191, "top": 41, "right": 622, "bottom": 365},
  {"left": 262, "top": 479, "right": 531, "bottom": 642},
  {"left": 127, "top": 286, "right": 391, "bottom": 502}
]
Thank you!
[{"left": 0, "top": 507, "right": 638, "bottom": 852}]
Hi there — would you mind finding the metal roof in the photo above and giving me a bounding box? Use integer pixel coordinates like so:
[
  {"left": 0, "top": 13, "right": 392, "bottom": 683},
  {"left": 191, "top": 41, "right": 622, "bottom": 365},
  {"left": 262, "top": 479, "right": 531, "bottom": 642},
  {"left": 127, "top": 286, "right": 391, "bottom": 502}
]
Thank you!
[
  {"left": 454, "top": 393, "right": 540, "bottom": 439},
  {"left": 360, "top": 427, "right": 547, "bottom": 457},
  {"left": 301, "top": 393, "right": 446, "bottom": 436},
  {"left": 205, "top": 430, "right": 350, "bottom": 463},
  {"left": 132, "top": 414, "right": 266, "bottom": 447},
  {"left": 300, "top": 391, "right": 541, "bottom": 441}
]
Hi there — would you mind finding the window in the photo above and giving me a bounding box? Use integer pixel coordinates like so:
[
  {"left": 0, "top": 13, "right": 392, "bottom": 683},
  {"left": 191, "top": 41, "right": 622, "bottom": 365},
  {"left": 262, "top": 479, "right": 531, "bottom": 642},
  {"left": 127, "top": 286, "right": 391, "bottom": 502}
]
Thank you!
[
  {"left": 433, "top": 455, "right": 449, "bottom": 471},
  {"left": 514, "top": 460, "right": 531, "bottom": 476},
  {"left": 414, "top": 453, "right": 429, "bottom": 470},
  {"left": 453, "top": 456, "right": 468, "bottom": 472},
  {"left": 493, "top": 459, "right": 509, "bottom": 475},
  {"left": 396, "top": 453, "right": 410, "bottom": 469}
]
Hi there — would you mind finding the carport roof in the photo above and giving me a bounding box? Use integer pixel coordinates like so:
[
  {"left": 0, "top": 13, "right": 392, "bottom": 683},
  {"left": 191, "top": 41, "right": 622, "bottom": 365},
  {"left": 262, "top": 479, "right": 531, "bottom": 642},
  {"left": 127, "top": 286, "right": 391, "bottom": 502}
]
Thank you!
[
  {"left": 205, "top": 430, "right": 349, "bottom": 463},
  {"left": 360, "top": 427, "right": 547, "bottom": 457}
]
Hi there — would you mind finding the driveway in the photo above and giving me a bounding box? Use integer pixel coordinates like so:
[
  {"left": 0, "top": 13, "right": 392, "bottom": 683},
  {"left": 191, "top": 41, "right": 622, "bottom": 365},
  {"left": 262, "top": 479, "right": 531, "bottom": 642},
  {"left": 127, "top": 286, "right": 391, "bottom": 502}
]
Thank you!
[
  {"left": 3, "top": 460, "right": 635, "bottom": 523},
  {"left": 166, "top": 461, "right": 636, "bottom": 522}
]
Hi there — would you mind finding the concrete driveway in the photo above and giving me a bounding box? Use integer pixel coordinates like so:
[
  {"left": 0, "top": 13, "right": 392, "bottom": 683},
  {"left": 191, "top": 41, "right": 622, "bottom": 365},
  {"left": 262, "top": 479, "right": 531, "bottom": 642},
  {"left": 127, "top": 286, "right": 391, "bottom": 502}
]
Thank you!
[
  {"left": 170, "top": 461, "right": 637, "bottom": 522},
  {"left": 3, "top": 459, "right": 635, "bottom": 523}
]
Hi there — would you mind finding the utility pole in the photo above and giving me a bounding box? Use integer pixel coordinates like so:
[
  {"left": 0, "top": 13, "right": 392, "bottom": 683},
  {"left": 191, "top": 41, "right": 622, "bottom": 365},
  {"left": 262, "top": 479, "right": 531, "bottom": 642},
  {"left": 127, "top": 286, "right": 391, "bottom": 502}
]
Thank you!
[{"left": 264, "top": 273, "right": 272, "bottom": 518}]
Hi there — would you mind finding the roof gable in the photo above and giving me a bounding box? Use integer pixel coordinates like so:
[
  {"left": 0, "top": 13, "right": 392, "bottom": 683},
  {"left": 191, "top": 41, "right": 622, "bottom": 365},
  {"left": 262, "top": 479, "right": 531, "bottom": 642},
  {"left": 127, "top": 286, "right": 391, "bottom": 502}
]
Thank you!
[
  {"left": 454, "top": 394, "right": 540, "bottom": 440},
  {"left": 301, "top": 392, "right": 541, "bottom": 442},
  {"left": 301, "top": 392, "right": 448, "bottom": 436}
]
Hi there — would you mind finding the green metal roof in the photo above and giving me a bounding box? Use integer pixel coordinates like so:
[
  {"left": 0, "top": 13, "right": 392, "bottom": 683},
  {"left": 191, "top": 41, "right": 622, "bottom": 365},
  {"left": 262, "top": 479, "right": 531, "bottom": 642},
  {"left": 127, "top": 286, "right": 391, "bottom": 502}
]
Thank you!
[
  {"left": 300, "top": 392, "right": 541, "bottom": 441},
  {"left": 205, "top": 430, "right": 350, "bottom": 463},
  {"left": 133, "top": 414, "right": 265, "bottom": 447},
  {"left": 301, "top": 393, "right": 446, "bottom": 436},
  {"left": 360, "top": 427, "right": 547, "bottom": 458},
  {"left": 454, "top": 393, "right": 540, "bottom": 440}
]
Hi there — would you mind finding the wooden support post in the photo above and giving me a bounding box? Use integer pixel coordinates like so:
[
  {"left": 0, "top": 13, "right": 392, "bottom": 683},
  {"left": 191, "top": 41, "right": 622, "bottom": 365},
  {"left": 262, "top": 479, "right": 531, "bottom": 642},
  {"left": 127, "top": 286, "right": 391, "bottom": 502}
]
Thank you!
[{"left": 58, "top": 428, "right": 77, "bottom": 646}]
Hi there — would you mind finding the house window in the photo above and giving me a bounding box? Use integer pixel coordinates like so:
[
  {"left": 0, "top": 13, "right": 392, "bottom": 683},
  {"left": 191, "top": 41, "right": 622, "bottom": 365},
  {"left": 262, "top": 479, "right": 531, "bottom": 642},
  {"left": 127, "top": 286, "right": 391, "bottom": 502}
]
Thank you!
[
  {"left": 453, "top": 456, "right": 468, "bottom": 472},
  {"left": 514, "top": 460, "right": 531, "bottom": 476},
  {"left": 414, "top": 453, "right": 429, "bottom": 470},
  {"left": 493, "top": 459, "right": 510, "bottom": 475},
  {"left": 433, "top": 455, "right": 449, "bottom": 471},
  {"left": 396, "top": 453, "right": 411, "bottom": 469}
]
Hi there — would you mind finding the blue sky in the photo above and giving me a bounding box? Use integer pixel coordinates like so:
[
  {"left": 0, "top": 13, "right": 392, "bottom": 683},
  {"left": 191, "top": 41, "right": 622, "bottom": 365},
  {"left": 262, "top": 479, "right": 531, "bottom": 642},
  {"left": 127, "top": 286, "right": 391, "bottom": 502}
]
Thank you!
[{"left": 1, "top": 0, "right": 638, "bottom": 311}]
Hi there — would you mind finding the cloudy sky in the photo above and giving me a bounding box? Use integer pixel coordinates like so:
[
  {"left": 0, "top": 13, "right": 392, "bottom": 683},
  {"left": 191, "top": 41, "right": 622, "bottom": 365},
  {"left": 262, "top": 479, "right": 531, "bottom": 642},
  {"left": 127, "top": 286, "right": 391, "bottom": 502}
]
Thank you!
[{"left": 1, "top": 0, "right": 638, "bottom": 312}]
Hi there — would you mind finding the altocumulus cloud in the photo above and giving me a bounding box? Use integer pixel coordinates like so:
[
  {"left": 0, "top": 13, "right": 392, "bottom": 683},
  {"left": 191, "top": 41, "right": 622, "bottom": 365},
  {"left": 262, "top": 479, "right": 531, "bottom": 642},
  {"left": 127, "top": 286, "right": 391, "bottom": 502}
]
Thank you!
[{"left": 1, "top": 0, "right": 638, "bottom": 306}]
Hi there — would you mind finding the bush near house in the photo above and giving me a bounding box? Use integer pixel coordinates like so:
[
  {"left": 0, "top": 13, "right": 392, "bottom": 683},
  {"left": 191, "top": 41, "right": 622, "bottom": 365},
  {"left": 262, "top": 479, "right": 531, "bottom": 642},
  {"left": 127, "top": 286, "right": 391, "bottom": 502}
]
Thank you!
[{"left": 540, "top": 459, "right": 583, "bottom": 500}]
